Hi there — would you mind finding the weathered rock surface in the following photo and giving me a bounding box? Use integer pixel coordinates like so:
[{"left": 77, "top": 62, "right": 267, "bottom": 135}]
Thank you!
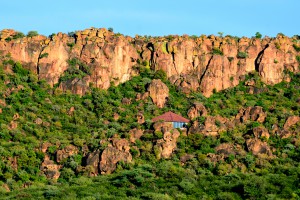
[
  {"left": 189, "top": 116, "right": 228, "bottom": 136},
  {"left": 155, "top": 129, "right": 180, "bottom": 159},
  {"left": 40, "top": 155, "right": 61, "bottom": 180},
  {"left": 284, "top": 116, "right": 300, "bottom": 130},
  {"left": 2, "top": 28, "right": 298, "bottom": 97},
  {"left": 187, "top": 102, "right": 208, "bottom": 120},
  {"left": 235, "top": 106, "right": 267, "bottom": 123},
  {"left": 246, "top": 138, "right": 273, "bottom": 156},
  {"left": 148, "top": 79, "right": 169, "bottom": 108},
  {"left": 56, "top": 145, "right": 78, "bottom": 163},
  {"left": 253, "top": 127, "right": 270, "bottom": 139}
]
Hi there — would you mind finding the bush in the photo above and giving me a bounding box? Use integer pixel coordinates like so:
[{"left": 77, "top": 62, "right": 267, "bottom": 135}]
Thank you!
[
  {"left": 237, "top": 51, "right": 248, "bottom": 58},
  {"left": 212, "top": 47, "right": 224, "bottom": 56},
  {"left": 27, "top": 31, "right": 38, "bottom": 37},
  {"left": 255, "top": 32, "right": 262, "bottom": 39},
  {"left": 13, "top": 32, "right": 25, "bottom": 39}
]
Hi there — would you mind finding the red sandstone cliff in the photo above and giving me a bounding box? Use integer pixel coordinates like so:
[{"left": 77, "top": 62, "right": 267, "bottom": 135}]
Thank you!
[{"left": 1, "top": 28, "right": 299, "bottom": 96}]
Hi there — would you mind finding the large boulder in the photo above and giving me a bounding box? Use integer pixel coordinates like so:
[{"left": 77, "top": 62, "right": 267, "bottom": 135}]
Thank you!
[
  {"left": 246, "top": 138, "right": 273, "bottom": 156},
  {"left": 284, "top": 116, "right": 300, "bottom": 130},
  {"left": 148, "top": 79, "right": 169, "bottom": 108},
  {"left": 236, "top": 106, "right": 267, "bottom": 123},
  {"left": 155, "top": 129, "right": 180, "bottom": 159},
  {"left": 40, "top": 155, "right": 61, "bottom": 180},
  {"left": 187, "top": 102, "right": 208, "bottom": 120},
  {"left": 56, "top": 145, "right": 78, "bottom": 163}
]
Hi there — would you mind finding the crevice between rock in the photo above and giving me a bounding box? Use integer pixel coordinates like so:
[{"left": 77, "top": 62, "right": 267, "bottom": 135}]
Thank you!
[
  {"left": 199, "top": 55, "right": 213, "bottom": 85},
  {"left": 255, "top": 44, "right": 269, "bottom": 72}
]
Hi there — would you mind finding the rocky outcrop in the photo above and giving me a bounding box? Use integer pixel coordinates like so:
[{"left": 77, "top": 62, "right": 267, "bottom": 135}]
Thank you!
[
  {"left": 1, "top": 28, "right": 298, "bottom": 97},
  {"left": 85, "top": 150, "right": 100, "bottom": 176},
  {"left": 56, "top": 145, "right": 78, "bottom": 163},
  {"left": 129, "top": 128, "right": 144, "bottom": 143},
  {"left": 246, "top": 138, "right": 273, "bottom": 156},
  {"left": 155, "top": 129, "right": 180, "bottom": 159},
  {"left": 215, "top": 143, "right": 247, "bottom": 157},
  {"left": 40, "top": 155, "right": 61, "bottom": 180},
  {"left": 187, "top": 102, "right": 207, "bottom": 120},
  {"left": 235, "top": 106, "right": 267, "bottom": 123},
  {"left": 189, "top": 116, "right": 228, "bottom": 136},
  {"left": 253, "top": 127, "right": 270, "bottom": 139},
  {"left": 100, "top": 138, "right": 132, "bottom": 174},
  {"left": 85, "top": 137, "right": 132, "bottom": 175},
  {"left": 284, "top": 116, "right": 300, "bottom": 130},
  {"left": 148, "top": 79, "right": 169, "bottom": 108}
]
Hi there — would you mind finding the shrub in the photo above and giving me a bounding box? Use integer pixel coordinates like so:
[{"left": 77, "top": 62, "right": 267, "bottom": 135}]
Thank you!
[
  {"left": 255, "top": 32, "right": 262, "bottom": 39},
  {"left": 237, "top": 51, "right": 248, "bottom": 58},
  {"left": 293, "top": 44, "right": 300, "bottom": 52},
  {"left": 108, "top": 27, "right": 113, "bottom": 32},
  {"left": 212, "top": 47, "right": 223, "bottom": 56},
  {"left": 39, "top": 53, "right": 49, "bottom": 59},
  {"left": 13, "top": 32, "right": 25, "bottom": 39},
  {"left": 27, "top": 31, "right": 38, "bottom": 37},
  {"left": 296, "top": 55, "right": 300, "bottom": 63}
]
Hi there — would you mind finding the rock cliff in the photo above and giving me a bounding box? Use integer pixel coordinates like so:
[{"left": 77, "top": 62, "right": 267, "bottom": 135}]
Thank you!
[{"left": 0, "top": 28, "right": 299, "bottom": 96}]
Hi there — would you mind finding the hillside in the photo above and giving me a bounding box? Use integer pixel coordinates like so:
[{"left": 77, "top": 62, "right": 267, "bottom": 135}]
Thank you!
[{"left": 0, "top": 29, "right": 299, "bottom": 199}]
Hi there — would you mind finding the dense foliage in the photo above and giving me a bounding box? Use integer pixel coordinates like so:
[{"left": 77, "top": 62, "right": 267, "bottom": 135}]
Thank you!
[{"left": 0, "top": 54, "right": 299, "bottom": 199}]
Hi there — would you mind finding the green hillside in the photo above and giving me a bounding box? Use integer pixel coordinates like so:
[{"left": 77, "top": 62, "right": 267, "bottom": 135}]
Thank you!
[{"left": 0, "top": 55, "right": 299, "bottom": 199}]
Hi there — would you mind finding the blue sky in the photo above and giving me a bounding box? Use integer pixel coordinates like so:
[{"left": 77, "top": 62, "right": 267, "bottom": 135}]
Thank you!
[{"left": 1, "top": 0, "right": 299, "bottom": 37}]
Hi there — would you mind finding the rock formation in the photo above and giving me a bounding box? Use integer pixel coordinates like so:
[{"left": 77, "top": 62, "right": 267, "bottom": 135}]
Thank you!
[
  {"left": 1, "top": 28, "right": 299, "bottom": 97},
  {"left": 148, "top": 79, "right": 169, "bottom": 108}
]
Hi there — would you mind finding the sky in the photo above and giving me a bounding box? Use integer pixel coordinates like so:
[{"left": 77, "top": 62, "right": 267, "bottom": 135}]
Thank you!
[{"left": 1, "top": 0, "right": 299, "bottom": 38}]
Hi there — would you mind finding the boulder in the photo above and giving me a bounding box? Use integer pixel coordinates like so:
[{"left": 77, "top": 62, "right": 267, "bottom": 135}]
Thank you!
[
  {"left": 148, "top": 79, "right": 169, "bottom": 108},
  {"left": 246, "top": 138, "right": 273, "bottom": 156},
  {"left": 187, "top": 102, "right": 207, "bottom": 120},
  {"left": 155, "top": 129, "right": 180, "bottom": 159},
  {"left": 85, "top": 150, "right": 100, "bottom": 176},
  {"left": 40, "top": 155, "right": 61, "bottom": 180},
  {"left": 253, "top": 127, "right": 270, "bottom": 139},
  {"left": 284, "top": 116, "right": 300, "bottom": 130},
  {"left": 129, "top": 128, "right": 144, "bottom": 143},
  {"left": 236, "top": 106, "right": 266, "bottom": 123},
  {"left": 56, "top": 145, "right": 78, "bottom": 163}
]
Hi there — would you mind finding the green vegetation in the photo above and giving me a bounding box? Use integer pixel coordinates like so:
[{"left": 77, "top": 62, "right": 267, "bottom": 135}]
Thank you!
[
  {"left": 0, "top": 57, "right": 299, "bottom": 199},
  {"left": 27, "top": 31, "right": 38, "bottom": 37},
  {"left": 237, "top": 51, "right": 248, "bottom": 58},
  {"left": 212, "top": 47, "right": 223, "bottom": 56},
  {"left": 255, "top": 32, "right": 262, "bottom": 39},
  {"left": 293, "top": 44, "right": 300, "bottom": 52}
]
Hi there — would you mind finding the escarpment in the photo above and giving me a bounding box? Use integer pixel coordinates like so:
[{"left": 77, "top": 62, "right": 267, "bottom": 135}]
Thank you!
[{"left": 0, "top": 28, "right": 299, "bottom": 96}]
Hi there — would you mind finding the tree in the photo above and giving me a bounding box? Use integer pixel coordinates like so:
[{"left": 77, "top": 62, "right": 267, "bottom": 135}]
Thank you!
[
  {"left": 27, "top": 31, "right": 38, "bottom": 37},
  {"left": 255, "top": 32, "right": 262, "bottom": 39}
]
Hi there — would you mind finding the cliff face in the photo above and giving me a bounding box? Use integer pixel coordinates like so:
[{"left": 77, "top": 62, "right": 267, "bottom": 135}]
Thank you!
[{"left": 0, "top": 28, "right": 299, "bottom": 96}]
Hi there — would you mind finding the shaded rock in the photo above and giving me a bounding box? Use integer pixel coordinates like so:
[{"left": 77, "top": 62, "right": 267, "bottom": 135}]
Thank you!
[
  {"left": 121, "top": 98, "right": 131, "bottom": 105},
  {"left": 236, "top": 106, "right": 266, "bottom": 123},
  {"left": 129, "top": 128, "right": 144, "bottom": 143},
  {"left": 41, "top": 142, "right": 52, "bottom": 153},
  {"left": 187, "top": 102, "right": 207, "bottom": 120},
  {"left": 40, "top": 155, "right": 61, "bottom": 180},
  {"left": 188, "top": 116, "right": 227, "bottom": 137},
  {"left": 180, "top": 154, "right": 194, "bottom": 164},
  {"left": 35, "top": 118, "right": 43, "bottom": 125},
  {"left": 246, "top": 138, "right": 273, "bottom": 156},
  {"left": 85, "top": 150, "right": 100, "bottom": 176},
  {"left": 253, "top": 127, "right": 270, "bottom": 139},
  {"left": 68, "top": 106, "right": 75, "bottom": 115},
  {"left": 99, "top": 146, "right": 132, "bottom": 174},
  {"left": 137, "top": 112, "right": 145, "bottom": 124},
  {"left": 155, "top": 129, "right": 180, "bottom": 159},
  {"left": 148, "top": 79, "right": 169, "bottom": 108},
  {"left": 13, "top": 113, "right": 20, "bottom": 120},
  {"left": 56, "top": 145, "right": 78, "bottom": 163},
  {"left": 153, "top": 121, "right": 173, "bottom": 133},
  {"left": 215, "top": 143, "right": 247, "bottom": 157}
]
